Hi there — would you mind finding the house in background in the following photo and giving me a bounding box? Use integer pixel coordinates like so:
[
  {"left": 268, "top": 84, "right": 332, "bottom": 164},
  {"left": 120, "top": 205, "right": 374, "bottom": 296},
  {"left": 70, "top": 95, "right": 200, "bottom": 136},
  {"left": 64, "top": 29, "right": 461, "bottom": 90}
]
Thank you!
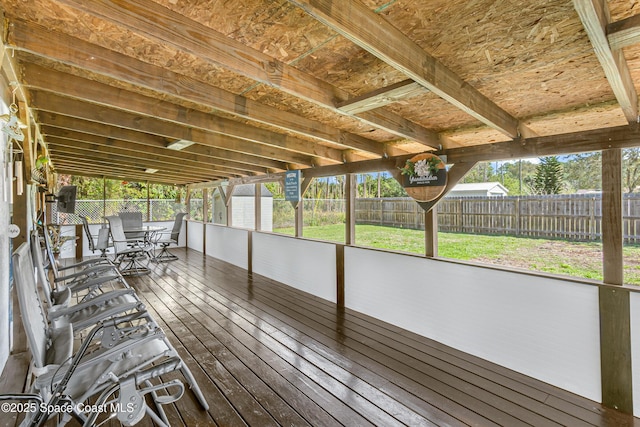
[
  {"left": 212, "top": 183, "right": 273, "bottom": 231},
  {"left": 447, "top": 182, "right": 509, "bottom": 197}
]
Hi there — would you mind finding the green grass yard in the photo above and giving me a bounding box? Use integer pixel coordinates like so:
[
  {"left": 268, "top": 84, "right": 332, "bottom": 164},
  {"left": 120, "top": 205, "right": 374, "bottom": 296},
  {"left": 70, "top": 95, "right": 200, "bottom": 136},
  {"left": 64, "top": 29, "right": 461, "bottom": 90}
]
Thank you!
[{"left": 274, "top": 224, "right": 640, "bottom": 285}]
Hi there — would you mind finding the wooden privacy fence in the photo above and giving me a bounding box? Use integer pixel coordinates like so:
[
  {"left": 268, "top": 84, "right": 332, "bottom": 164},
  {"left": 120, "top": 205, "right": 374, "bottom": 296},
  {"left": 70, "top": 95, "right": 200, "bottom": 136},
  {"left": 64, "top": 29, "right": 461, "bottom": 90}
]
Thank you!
[{"left": 355, "top": 194, "right": 640, "bottom": 243}]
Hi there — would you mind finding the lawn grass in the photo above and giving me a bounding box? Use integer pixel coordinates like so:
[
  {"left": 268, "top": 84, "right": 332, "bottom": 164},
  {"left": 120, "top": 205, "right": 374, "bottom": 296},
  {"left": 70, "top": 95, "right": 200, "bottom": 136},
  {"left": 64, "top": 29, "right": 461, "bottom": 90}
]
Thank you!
[{"left": 274, "top": 224, "right": 640, "bottom": 285}]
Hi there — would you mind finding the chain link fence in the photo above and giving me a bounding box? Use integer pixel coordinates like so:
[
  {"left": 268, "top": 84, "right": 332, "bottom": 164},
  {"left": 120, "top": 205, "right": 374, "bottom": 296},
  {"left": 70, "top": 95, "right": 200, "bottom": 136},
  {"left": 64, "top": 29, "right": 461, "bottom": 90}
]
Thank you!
[{"left": 52, "top": 199, "right": 186, "bottom": 224}]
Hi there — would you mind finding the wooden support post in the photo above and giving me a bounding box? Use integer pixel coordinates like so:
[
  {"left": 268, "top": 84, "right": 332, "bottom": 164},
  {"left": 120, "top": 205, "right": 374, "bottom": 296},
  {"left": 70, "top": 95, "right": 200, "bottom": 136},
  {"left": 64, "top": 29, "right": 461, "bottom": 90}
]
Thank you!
[
  {"left": 146, "top": 181, "right": 151, "bottom": 222},
  {"left": 248, "top": 231, "right": 253, "bottom": 275},
  {"left": 12, "top": 162, "right": 28, "bottom": 248},
  {"left": 75, "top": 224, "right": 83, "bottom": 260},
  {"left": 345, "top": 174, "right": 356, "bottom": 245},
  {"left": 202, "top": 188, "right": 208, "bottom": 253},
  {"left": 255, "top": 183, "right": 262, "bottom": 231},
  {"left": 425, "top": 208, "right": 437, "bottom": 257},
  {"left": 600, "top": 148, "right": 632, "bottom": 413},
  {"left": 225, "top": 185, "right": 234, "bottom": 227},
  {"left": 293, "top": 177, "right": 313, "bottom": 238},
  {"left": 336, "top": 244, "right": 345, "bottom": 308},
  {"left": 295, "top": 203, "right": 303, "bottom": 238},
  {"left": 185, "top": 188, "right": 191, "bottom": 248}
]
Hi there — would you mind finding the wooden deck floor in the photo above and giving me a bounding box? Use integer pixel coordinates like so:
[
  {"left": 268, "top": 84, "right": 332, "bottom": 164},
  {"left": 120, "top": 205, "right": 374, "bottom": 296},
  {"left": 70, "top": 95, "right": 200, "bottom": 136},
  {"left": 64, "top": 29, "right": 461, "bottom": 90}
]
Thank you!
[
  {"left": 121, "top": 248, "right": 638, "bottom": 427},
  {"left": 3, "top": 247, "right": 640, "bottom": 426}
]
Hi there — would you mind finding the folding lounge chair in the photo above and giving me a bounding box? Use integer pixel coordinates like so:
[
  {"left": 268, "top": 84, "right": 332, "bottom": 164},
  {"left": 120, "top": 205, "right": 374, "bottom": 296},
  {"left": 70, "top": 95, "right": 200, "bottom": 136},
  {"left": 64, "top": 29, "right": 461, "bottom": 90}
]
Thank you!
[
  {"left": 10, "top": 242, "right": 210, "bottom": 426},
  {"left": 39, "top": 231, "right": 122, "bottom": 291},
  {"left": 79, "top": 216, "right": 110, "bottom": 257},
  {"left": 30, "top": 233, "right": 146, "bottom": 333},
  {"left": 106, "top": 215, "right": 154, "bottom": 276},
  {"left": 10, "top": 242, "right": 188, "bottom": 426},
  {"left": 41, "top": 227, "right": 116, "bottom": 288},
  {"left": 153, "top": 212, "right": 186, "bottom": 262}
]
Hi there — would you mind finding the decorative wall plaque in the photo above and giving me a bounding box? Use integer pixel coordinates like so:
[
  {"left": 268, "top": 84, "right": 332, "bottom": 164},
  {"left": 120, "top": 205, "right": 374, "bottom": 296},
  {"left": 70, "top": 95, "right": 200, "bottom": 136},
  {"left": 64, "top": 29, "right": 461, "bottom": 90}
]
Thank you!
[{"left": 399, "top": 153, "right": 447, "bottom": 202}]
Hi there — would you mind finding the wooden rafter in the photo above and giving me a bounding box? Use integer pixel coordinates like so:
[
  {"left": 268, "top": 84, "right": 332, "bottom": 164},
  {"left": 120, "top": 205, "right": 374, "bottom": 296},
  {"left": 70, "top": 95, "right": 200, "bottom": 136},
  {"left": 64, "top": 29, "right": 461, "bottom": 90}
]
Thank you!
[
  {"left": 54, "top": 0, "right": 441, "bottom": 148},
  {"left": 39, "top": 117, "right": 287, "bottom": 172},
  {"left": 47, "top": 141, "right": 239, "bottom": 176},
  {"left": 22, "top": 64, "right": 346, "bottom": 165},
  {"left": 43, "top": 132, "right": 268, "bottom": 175},
  {"left": 287, "top": 0, "right": 527, "bottom": 139},
  {"left": 574, "top": 0, "right": 638, "bottom": 123},
  {"left": 6, "top": 20, "right": 391, "bottom": 157}
]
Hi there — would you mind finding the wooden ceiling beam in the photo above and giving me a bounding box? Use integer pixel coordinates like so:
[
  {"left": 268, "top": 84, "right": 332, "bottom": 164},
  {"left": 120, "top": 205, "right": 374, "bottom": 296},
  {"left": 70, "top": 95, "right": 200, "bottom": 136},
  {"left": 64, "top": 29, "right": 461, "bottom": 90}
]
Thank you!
[
  {"left": 53, "top": 166, "right": 193, "bottom": 185},
  {"left": 287, "top": 0, "right": 526, "bottom": 139},
  {"left": 48, "top": 143, "right": 238, "bottom": 179},
  {"left": 607, "top": 13, "right": 640, "bottom": 49},
  {"left": 6, "top": 20, "right": 390, "bottom": 157},
  {"left": 574, "top": 0, "right": 638, "bottom": 123},
  {"left": 50, "top": 156, "right": 218, "bottom": 183},
  {"left": 54, "top": 168, "right": 196, "bottom": 185},
  {"left": 29, "top": 91, "right": 318, "bottom": 168},
  {"left": 37, "top": 113, "right": 289, "bottom": 171},
  {"left": 336, "top": 80, "right": 428, "bottom": 114},
  {"left": 54, "top": 0, "right": 441, "bottom": 148},
  {"left": 45, "top": 132, "right": 261, "bottom": 175},
  {"left": 241, "top": 123, "right": 640, "bottom": 182},
  {"left": 22, "top": 63, "right": 345, "bottom": 165}
]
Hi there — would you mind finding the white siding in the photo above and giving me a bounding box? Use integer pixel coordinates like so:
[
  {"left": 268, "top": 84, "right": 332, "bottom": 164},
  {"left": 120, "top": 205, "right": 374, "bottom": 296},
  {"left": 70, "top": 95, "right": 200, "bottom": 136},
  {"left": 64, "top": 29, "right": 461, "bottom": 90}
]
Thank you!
[
  {"left": 252, "top": 233, "right": 336, "bottom": 302},
  {"left": 344, "top": 246, "right": 602, "bottom": 401},
  {"left": 205, "top": 224, "right": 249, "bottom": 269}
]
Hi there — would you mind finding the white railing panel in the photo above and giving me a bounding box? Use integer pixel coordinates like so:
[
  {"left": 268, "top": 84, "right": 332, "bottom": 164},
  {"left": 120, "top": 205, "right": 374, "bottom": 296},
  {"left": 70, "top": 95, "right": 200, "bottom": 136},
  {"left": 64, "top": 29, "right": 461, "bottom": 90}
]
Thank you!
[
  {"left": 631, "top": 292, "right": 640, "bottom": 416},
  {"left": 344, "top": 246, "right": 601, "bottom": 401},
  {"left": 205, "top": 225, "right": 249, "bottom": 270},
  {"left": 186, "top": 221, "right": 203, "bottom": 253},
  {"left": 252, "top": 233, "right": 336, "bottom": 303}
]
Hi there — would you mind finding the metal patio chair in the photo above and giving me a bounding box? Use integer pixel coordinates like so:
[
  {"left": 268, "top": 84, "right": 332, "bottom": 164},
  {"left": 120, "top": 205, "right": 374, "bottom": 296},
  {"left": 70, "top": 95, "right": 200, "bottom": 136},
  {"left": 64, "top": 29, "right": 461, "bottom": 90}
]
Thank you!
[
  {"left": 30, "top": 233, "right": 145, "bottom": 333},
  {"left": 106, "top": 216, "right": 154, "bottom": 276},
  {"left": 152, "top": 212, "right": 186, "bottom": 262},
  {"left": 79, "top": 216, "right": 110, "bottom": 257},
  {"left": 118, "top": 211, "right": 145, "bottom": 241},
  {"left": 9, "top": 242, "right": 188, "bottom": 426}
]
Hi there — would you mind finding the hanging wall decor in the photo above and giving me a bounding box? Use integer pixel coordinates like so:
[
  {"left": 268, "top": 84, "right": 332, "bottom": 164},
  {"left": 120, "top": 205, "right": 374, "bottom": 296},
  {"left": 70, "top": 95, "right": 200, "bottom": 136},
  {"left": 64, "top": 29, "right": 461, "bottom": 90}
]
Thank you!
[{"left": 399, "top": 153, "right": 448, "bottom": 202}]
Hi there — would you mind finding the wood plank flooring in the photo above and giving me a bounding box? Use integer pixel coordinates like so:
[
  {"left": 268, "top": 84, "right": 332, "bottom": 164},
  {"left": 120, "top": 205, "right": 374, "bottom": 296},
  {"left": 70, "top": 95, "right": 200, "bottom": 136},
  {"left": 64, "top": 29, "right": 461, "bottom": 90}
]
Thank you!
[
  {"left": 124, "top": 248, "right": 640, "bottom": 427},
  {"left": 3, "top": 247, "right": 640, "bottom": 426}
]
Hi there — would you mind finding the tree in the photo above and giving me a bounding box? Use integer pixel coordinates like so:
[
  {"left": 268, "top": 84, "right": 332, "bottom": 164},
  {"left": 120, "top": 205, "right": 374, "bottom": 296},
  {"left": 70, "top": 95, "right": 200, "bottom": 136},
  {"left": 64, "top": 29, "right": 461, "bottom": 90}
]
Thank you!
[
  {"left": 531, "top": 156, "right": 564, "bottom": 194},
  {"left": 623, "top": 148, "right": 640, "bottom": 193},
  {"left": 562, "top": 152, "right": 601, "bottom": 192}
]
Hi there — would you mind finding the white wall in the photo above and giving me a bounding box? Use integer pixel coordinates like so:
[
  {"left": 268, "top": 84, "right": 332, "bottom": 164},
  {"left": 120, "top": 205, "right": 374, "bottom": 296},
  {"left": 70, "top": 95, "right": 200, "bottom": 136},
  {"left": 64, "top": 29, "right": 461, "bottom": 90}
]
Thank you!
[
  {"left": 205, "top": 224, "right": 249, "bottom": 269},
  {"left": 186, "top": 221, "right": 204, "bottom": 253},
  {"left": 0, "top": 115, "right": 9, "bottom": 374},
  {"left": 631, "top": 292, "right": 640, "bottom": 416},
  {"left": 252, "top": 233, "right": 336, "bottom": 303},
  {"left": 344, "top": 246, "right": 602, "bottom": 402}
]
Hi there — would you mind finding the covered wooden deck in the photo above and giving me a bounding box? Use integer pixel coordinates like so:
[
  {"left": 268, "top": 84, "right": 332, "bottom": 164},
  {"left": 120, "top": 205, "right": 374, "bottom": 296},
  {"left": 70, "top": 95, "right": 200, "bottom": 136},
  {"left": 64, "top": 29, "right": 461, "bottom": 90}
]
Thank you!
[{"left": 102, "top": 248, "right": 637, "bottom": 427}]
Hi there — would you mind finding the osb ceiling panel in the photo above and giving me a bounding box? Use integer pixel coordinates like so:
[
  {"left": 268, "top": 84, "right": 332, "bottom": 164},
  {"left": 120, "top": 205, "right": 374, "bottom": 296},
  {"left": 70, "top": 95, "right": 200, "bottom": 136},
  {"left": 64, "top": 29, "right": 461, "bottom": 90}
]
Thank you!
[{"left": 1, "top": 0, "right": 640, "bottom": 185}]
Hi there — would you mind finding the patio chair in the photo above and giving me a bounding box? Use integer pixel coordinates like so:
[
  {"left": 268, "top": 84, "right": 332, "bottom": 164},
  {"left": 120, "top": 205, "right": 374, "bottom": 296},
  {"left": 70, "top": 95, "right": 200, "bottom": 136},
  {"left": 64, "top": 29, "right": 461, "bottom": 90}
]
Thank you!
[
  {"left": 119, "top": 211, "right": 145, "bottom": 241},
  {"left": 10, "top": 242, "right": 188, "bottom": 426},
  {"left": 153, "top": 212, "right": 186, "bottom": 262},
  {"left": 30, "top": 233, "right": 146, "bottom": 333},
  {"left": 79, "top": 215, "right": 110, "bottom": 257},
  {"left": 41, "top": 227, "right": 117, "bottom": 290},
  {"left": 106, "top": 215, "right": 154, "bottom": 276}
]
